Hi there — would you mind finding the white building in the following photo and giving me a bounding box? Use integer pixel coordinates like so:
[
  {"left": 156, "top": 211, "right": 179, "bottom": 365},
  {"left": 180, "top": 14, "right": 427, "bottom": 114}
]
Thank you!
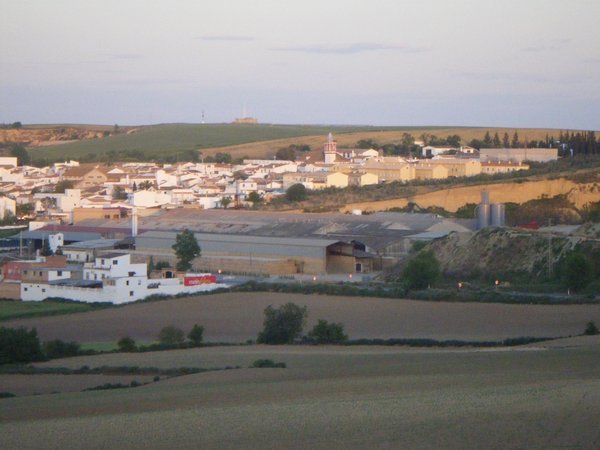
[{"left": 21, "top": 252, "right": 227, "bottom": 304}]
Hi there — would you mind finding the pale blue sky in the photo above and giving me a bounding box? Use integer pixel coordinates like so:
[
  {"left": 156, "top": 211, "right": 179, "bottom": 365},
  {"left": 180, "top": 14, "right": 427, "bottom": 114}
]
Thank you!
[{"left": 2, "top": 0, "right": 599, "bottom": 128}]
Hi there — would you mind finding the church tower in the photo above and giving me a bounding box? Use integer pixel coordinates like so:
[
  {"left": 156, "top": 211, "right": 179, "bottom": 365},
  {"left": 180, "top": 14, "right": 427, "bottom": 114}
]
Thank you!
[{"left": 323, "top": 132, "right": 337, "bottom": 164}]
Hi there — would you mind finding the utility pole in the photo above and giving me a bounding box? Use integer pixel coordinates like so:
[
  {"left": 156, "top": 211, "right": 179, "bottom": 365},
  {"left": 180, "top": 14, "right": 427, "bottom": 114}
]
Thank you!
[{"left": 547, "top": 219, "right": 552, "bottom": 279}]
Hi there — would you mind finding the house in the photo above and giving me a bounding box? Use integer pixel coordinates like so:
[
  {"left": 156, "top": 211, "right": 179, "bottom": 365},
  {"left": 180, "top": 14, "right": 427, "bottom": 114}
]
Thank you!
[
  {"left": 20, "top": 252, "right": 226, "bottom": 304},
  {"left": 481, "top": 161, "right": 530, "bottom": 175},
  {"left": 348, "top": 172, "right": 378, "bottom": 187},
  {"left": 480, "top": 148, "right": 558, "bottom": 163},
  {"left": 62, "top": 166, "right": 108, "bottom": 188}
]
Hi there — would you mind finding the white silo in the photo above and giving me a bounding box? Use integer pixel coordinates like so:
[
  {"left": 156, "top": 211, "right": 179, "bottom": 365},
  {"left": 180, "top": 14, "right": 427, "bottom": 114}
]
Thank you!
[{"left": 491, "top": 203, "right": 506, "bottom": 227}]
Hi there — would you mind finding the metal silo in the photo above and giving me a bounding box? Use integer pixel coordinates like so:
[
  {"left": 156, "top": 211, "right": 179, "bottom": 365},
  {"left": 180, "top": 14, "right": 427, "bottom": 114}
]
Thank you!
[
  {"left": 491, "top": 203, "right": 505, "bottom": 227},
  {"left": 481, "top": 190, "right": 490, "bottom": 205},
  {"left": 476, "top": 203, "right": 490, "bottom": 229}
]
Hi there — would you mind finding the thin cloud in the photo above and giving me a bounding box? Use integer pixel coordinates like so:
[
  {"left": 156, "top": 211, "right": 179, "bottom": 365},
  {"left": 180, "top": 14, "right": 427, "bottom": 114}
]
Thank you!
[
  {"left": 457, "top": 72, "right": 551, "bottom": 83},
  {"left": 522, "top": 38, "right": 571, "bottom": 52},
  {"left": 196, "top": 35, "right": 254, "bottom": 41},
  {"left": 111, "top": 53, "right": 144, "bottom": 60},
  {"left": 271, "top": 42, "right": 427, "bottom": 55}
]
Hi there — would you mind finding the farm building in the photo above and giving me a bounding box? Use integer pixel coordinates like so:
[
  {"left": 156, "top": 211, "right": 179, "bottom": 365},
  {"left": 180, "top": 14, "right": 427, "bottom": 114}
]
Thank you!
[{"left": 480, "top": 148, "right": 558, "bottom": 163}]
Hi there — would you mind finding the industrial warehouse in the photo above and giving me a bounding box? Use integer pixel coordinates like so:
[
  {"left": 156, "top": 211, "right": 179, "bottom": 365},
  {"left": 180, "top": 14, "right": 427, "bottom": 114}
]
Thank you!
[{"left": 15, "top": 208, "right": 477, "bottom": 277}]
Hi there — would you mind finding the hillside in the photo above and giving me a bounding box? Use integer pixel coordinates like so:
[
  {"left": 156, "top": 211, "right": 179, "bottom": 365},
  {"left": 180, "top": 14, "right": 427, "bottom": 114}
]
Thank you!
[
  {"left": 17, "top": 123, "right": 577, "bottom": 164},
  {"left": 427, "top": 224, "right": 600, "bottom": 281}
]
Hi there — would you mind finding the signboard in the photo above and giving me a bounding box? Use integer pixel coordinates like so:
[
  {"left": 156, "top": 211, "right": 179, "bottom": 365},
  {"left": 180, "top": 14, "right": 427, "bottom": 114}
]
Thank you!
[{"left": 184, "top": 275, "right": 216, "bottom": 286}]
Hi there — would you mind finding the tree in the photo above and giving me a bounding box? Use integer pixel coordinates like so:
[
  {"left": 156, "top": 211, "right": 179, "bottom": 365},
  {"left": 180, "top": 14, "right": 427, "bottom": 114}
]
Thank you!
[
  {"left": 40, "top": 239, "right": 53, "bottom": 256},
  {"left": 286, "top": 183, "right": 307, "bottom": 202},
  {"left": 112, "top": 186, "right": 128, "bottom": 200},
  {"left": 308, "top": 319, "right": 348, "bottom": 344},
  {"left": 257, "top": 303, "right": 308, "bottom": 344},
  {"left": 54, "top": 180, "right": 74, "bottom": 193},
  {"left": 139, "top": 180, "right": 154, "bottom": 190},
  {"left": 584, "top": 321, "right": 599, "bottom": 336},
  {"left": 562, "top": 251, "right": 594, "bottom": 291},
  {"left": 275, "top": 147, "right": 296, "bottom": 161},
  {"left": 220, "top": 196, "right": 232, "bottom": 209},
  {"left": 492, "top": 132, "right": 501, "bottom": 147},
  {"left": 187, "top": 324, "right": 205, "bottom": 346},
  {"left": 247, "top": 191, "right": 263, "bottom": 207},
  {"left": 0, "top": 327, "right": 44, "bottom": 365},
  {"left": 402, "top": 250, "right": 441, "bottom": 290},
  {"left": 147, "top": 256, "right": 155, "bottom": 276},
  {"left": 503, "top": 132, "right": 510, "bottom": 148},
  {"left": 214, "top": 152, "right": 232, "bottom": 164},
  {"left": 10, "top": 145, "right": 30, "bottom": 166},
  {"left": 511, "top": 132, "right": 520, "bottom": 148},
  {"left": 158, "top": 325, "right": 185, "bottom": 346},
  {"left": 483, "top": 131, "right": 492, "bottom": 146},
  {"left": 43, "top": 339, "right": 80, "bottom": 359},
  {"left": 446, "top": 134, "right": 461, "bottom": 148},
  {"left": 172, "top": 229, "right": 200, "bottom": 271},
  {"left": 117, "top": 336, "right": 137, "bottom": 352}
]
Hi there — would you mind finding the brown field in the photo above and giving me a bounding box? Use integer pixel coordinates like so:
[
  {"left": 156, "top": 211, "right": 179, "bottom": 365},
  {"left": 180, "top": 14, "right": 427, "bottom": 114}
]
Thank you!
[
  {"left": 1, "top": 344, "right": 599, "bottom": 449},
  {"left": 200, "top": 127, "right": 563, "bottom": 159},
  {"left": 0, "top": 374, "right": 155, "bottom": 396},
  {"left": 5, "top": 292, "right": 600, "bottom": 344}
]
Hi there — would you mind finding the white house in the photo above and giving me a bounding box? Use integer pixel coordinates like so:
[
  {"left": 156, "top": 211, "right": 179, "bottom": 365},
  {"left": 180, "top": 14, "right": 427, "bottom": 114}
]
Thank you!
[{"left": 21, "top": 252, "right": 227, "bottom": 304}]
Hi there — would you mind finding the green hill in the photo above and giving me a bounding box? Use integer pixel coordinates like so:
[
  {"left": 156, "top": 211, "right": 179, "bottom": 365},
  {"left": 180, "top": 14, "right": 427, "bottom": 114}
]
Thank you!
[{"left": 29, "top": 123, "right": 411, "bottom": 164}]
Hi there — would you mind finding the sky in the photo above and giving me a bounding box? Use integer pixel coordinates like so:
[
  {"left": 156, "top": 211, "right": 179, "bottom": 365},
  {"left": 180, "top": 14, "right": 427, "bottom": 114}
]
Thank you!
[{"left": 2, "top": 0, "right": 600, "bottom": 129}]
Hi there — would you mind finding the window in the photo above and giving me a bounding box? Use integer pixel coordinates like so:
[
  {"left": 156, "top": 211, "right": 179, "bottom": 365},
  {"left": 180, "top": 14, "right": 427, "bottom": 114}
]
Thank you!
[
  {"left": 129, "top": 291, "right": 134, "bottom": 297},
  {"left": 126, "top": 280, "right": 129, "bottom": 286},
  {"left": 57, "top": 271, "right": 62, "bottom": 276},
  {"left": 101, "top": 259, "right": 105, "bottom": 264},
  {"left": 113, "top": 260, "right": 118, "bottom": 265},
  {"left": 42, "top": 289, "right": 46, "bottom": 293},
  {"left": 24, "top": 287, "right": 28, "bottom": 291},
  {"left": 138, "top": 280, "right": 141, "bottom": 285}
]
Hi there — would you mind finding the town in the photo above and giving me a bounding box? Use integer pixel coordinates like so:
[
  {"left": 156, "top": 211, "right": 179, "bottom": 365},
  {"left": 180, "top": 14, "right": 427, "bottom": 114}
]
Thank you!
[{"left": 0, "top": 133, "right": 562, "bottom": 304}]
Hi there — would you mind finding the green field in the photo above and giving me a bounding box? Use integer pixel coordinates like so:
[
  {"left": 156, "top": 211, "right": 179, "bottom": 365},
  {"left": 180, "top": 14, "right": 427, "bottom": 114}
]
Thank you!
[
  {"left": 0, "top": 300, "right": 96, "bottom": 322},
  {"left": 29, "top": 123, "right": 396, "bottom": 163}
]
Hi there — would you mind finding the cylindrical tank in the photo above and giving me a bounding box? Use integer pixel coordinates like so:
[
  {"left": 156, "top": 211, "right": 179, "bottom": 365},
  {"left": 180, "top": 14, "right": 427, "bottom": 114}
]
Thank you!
[
  {"left": 491, "top": 203, "right": 505, "bottom": 227},
  {"left": 477, "top": 203, "right": 490, "bottom": 229},
  {"left": 481, "top": 190, "right": 490, "bottom": 205}
]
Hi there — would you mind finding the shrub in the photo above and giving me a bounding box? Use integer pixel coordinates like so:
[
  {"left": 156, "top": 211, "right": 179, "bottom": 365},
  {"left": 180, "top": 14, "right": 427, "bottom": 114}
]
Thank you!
[
  {"left": 251, "top": 359, "right": 286, "bottom": 368},
  {"left": 402, "top": 250, "right": 441, "bottom": 290},
  {"left": 155, "top": 261, "right": 171, "bottom": 270},
  {"left": 584, "top": 321, "right": 599, "bottom": 336},
  {"left": 43, "top": 339, "right": 81, "bottom": 359},
  {"left": 308, "top": 319, "right": 348, "bottom": 344},
  {"left": 257, "top": 303, "right": 308, "bottom": 344},
  {"left": 158, "top": 325, "right": 185, "bottom": 347},
  {"left": 187, "top": 324, "right": 204, "bottom": 346},
  {"left": 561, "top": 251, "right": 594, "bottom": 291},
  {"left": 285, "top": 183, "right": 307, "bottom": 202},
  {"left": 0, "top": 392, "right": 16, "bottom": 398},
  {"left": 117, "top": 336, "right": 137, "bottom": 352},
  {"left": 0, "top": 327, "right": 44, "bottom": 365}
]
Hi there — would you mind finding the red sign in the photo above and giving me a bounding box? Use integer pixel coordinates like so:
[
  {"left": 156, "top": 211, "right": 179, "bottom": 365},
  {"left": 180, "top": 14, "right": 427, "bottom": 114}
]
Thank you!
[{"left": 184, "top": 275, "right": 216, "bottom": 286}]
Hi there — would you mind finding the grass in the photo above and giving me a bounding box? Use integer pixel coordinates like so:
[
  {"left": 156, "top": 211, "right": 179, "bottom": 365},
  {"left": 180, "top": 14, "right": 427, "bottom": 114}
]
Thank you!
[
  {"left": 0, "top": 299, "right": 97, "bottom": 322},
  {"left": 28, "top": 123, "right": 571, "bottom": 164},
  {"left": 29, "top": 123, "right": 377, "bottom": 164}
]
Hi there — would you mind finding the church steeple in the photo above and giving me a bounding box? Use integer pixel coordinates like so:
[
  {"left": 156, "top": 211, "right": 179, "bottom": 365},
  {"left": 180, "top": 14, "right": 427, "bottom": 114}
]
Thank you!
[{"left": 324, "top": 132, "right": 337, "bottom": 164}]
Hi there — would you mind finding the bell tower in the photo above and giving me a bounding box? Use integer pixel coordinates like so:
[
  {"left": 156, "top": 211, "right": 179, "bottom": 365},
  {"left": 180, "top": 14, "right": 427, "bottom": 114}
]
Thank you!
[{"left": 323, "top": 132, "right": 337, "bottom": 164}]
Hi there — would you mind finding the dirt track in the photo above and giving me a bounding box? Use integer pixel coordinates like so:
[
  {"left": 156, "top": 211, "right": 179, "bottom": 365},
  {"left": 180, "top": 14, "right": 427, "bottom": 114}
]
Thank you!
[{"left": 6, "top": 292, "right": 600, "bottom": 343}]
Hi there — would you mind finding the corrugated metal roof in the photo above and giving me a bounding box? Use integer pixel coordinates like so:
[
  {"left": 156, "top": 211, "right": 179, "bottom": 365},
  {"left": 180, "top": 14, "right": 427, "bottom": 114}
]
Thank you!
[
  {"left": 138, "top": 230, "right": 340, "bottom": 248},
  {"left": 20, "top": 230, "right": 103, "bottom": 242}
]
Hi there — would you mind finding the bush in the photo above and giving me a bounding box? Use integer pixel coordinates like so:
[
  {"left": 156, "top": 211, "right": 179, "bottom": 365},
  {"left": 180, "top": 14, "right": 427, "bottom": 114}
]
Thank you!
[
  {"left": 561, "top": 251, "right": 595, "bottom": 291},
  {"left": 402, "top": 250, "right": 441, "bottom": 290},
  {"left": 117, "top": 336, "right": 137, "bottom": 352},
  {"left": 187, "top": 324, "right": 204, "bottom": 346},
  {"left": 308, "top": 319, "right": 348, "bottom": 344},
  {"left": 584, "top": 321, "right": 599, "bottom": 336},
  {"left": 286, "top": 183, "right": 307, "bottom": 202},
  {"left": 251, "top": 359, "right": 286, "bottom": 368},
  {"left": 158, "top": 325, "right": 185, "bottom": 347},
  {"left": 43, "top": 339, "right": 81, "bottom": 359},
  {"left": 0, "top": 392, "right": 16, "bottom": 398},
  {"left": 0, "top": 327, "right": 44, "bottom": 365},
  {"left": 257, "top": 303, "right": 308, "bottom": 344}
]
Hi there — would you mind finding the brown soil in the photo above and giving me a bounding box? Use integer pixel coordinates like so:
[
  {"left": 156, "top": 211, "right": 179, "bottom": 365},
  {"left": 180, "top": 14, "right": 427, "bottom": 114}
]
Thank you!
[{"left": 5, "top": 292, "right": 600, "bottom": 343}]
